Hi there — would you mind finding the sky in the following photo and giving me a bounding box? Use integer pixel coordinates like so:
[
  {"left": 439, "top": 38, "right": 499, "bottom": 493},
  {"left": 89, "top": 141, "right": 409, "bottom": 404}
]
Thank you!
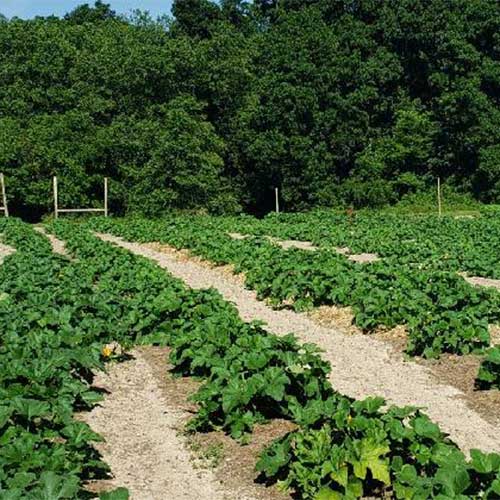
[{"left": 0, "top": 0, "right": 173, "bottom": 19}]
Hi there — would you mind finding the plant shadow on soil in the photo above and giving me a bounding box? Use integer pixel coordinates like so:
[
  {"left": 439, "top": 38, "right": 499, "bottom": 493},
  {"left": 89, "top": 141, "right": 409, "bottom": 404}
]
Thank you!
[
  {"left": 142, "top": 345, "right": 294, "bottom": 500},
  {"left": 85, "top": 345, "right": 293, "bottom": 499}
]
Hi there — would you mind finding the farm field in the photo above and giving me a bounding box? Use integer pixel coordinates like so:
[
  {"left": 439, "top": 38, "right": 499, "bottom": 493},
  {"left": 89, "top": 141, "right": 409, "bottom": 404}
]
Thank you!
[
  {"left": 90, "top": 211, "right": 500, "bottom": 361},
  {"left": 90, "top": 212, "right": 500, "bottom": 423},
  {"left": 1, "top": 0, "right": 500, "bottom": 498},
  {"left": 1, "top": 212, "right": 500, "bottom": 499}
]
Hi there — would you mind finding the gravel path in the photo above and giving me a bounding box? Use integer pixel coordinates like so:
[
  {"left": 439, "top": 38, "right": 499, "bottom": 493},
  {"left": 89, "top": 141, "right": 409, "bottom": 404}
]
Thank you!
[
  {"left": 0, "top": 241, "right": 15, "bottom": 264},
  {"left": 81, "top": 348, "right": 229, "bottom": 500},
  {"left": 227, "top": 233, "right": 379, "bottom": 261},
  {"left": 97, "top": 233, "right": 500, "bottom": 455},
  {"left": 464, "top": 275, "right": 500, "bottom": 291},
  {"left": 35, "top": 230, "right": 240, "bottom": 499},
  {"left": 34, "top": 226, "right": 68, "bottom": 255}
]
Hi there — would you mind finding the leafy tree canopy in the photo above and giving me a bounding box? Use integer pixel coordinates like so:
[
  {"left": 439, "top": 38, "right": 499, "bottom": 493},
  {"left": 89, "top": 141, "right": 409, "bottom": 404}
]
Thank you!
[{"left": 0, "top": 0, "right": 498, "bottom": 217}]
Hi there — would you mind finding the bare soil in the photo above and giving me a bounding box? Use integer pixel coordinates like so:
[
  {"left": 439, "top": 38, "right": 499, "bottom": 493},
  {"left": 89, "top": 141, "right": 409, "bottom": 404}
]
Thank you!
[
  {"left": 267, "top": 237, "right": 318, "bottom": 252},
  {"left": 226, "top": 233, "right": 380, "bottom": 261},
  {"left": 347, "top": 253, "right": 380, "bottom": 263},
  {"left": 79, "top": 347, "right": 234, "bottom": 500},
  {"left": 463, "top": 275, "right": 500, "bottom": 291},
  {"left": 491, "top": 325, "right": 500, "bottom": 345},
  {"left": 309, "top": 305, "right": 500, "bottom": 426},
  {"left": 141, "top": 347, "right": 292, "bottom": 500},
  {"left": 97, "top": 233, "right": 500, "bottom": 455},
  {"left": 0, "top": 241, "right": 15, "bottom": 264},
  {"left": 419, "top": 353, "right": 500, "bottom": 427},
  {"left": 34, "top": 226, "right": 69, "bottom": 256},
  {"left": 227, "top": 232, "right": 248, "bottom": 240},
  {"left": 38, "top": 229, "right": 288, "bottom": 499}
]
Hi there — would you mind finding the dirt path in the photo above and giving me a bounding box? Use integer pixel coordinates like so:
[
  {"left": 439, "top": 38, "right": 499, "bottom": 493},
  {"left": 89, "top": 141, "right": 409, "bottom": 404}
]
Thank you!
[
  {"left": 97, "top": 233, "right": 500, "bottom": 455},
  {"left": 0, "top": 241, "right": 15, "bottom": 264},
  {"left": 34, "top": 230, "right": 249, "bottom": 500},
  {"left": 81, "top": 347, "right": 232, "bottom": 500},
  {"left": 463, "top": 275, "right": 500, "bottom": 291},
  {"left": 34, "top": 226, "right": 68, "bottom": 255},
  {"left": 227, "top": 232, "right": 379, "bottom": 261}
]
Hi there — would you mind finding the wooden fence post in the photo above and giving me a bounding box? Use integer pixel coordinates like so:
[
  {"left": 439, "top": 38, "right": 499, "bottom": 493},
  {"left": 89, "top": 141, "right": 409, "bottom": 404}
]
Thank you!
[
  {"left": 104, "top": 177, "right": 108, "bottom": 217},
  {"left": 0, "top": 173, "right": 8, "bottom": 217},
  {"left": 275, "top": 187, "right": 280, "bottom": 214},
  {"left": 53, "top": 176, "right": 59, "bottom": 219}
]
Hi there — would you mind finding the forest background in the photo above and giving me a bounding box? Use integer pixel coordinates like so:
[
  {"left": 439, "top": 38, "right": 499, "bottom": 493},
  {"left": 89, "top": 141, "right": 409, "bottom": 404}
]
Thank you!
[{"left": 0, "top": 0, "right": 499, "bottom": 217}]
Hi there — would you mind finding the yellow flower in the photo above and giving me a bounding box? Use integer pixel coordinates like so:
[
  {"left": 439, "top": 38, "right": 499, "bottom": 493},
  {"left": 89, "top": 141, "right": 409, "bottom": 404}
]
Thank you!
[
  {"left": 102, "top": 345, "right": 113, "bottom": 358},
  {"left": 347, "top": 415, "right": 353, "bottom": 424}
]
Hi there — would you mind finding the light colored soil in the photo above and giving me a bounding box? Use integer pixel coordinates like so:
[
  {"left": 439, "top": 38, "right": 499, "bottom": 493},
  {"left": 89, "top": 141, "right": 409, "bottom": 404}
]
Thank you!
[
  {"left": 97, "top": 233, "right": 500, "bottom": 455},
  {"left": 347, "top": 252, "right": 380, "bottom": 263},
  {"left": 419, "top": 353, "right": 500, "bottom": 427},
  {"left": 148, "top": 242, "right": 247, "bottom": 287},
  {"left": 227, "top": 232, "right": 318, "bottom": 251},
  {"left": 463, "top": 275, "right": 500, "bottom": 291},
  {"left": 80, "top": 347, "right": 232, "bottom": 500},
  {"left": 335, "top": 246, "right": 351, "bottom": 255},
  {"left": 227, "top": 232, "right": 248, "bottom": 240},
  {"left": 267, "top": 236, "right": 318, "bottom": 252},
  {"left": 308, "top": 306, "right": 500, "bottom": 425},
  {"left": 491, "top": 325, "right": 500, "bottom": 345},
  {"left": 141, "top": 346, "right": 291, "bottom": 500},
  {"left": 37, "top": 231, "right": 266, "bottom": 499},
  {"left": 0, "top": 241, "right": 15, "bottom": 264},
  {"left": 34, "top": 226, "right": 68, "bottom": 256},
  {"left": 226, "top": 232, "right": 379, "bottom": 261}
]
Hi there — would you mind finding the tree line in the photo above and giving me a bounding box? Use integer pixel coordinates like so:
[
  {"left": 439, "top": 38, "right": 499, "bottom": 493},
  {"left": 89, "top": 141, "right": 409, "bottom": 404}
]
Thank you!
[{"left": 0, "top": 0, "right": 499, "bottom": 217}]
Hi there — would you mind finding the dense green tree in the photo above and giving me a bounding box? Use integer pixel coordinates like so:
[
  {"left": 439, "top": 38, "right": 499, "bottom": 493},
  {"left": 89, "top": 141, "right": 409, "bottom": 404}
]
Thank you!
[
  {"left": 106, "top": 96, "right": 239, "bottom": 215},
  {"left": 172, "top": 0, "right": 221, "bottom": 38},
  {"left": 0, "top": 0, "right": 498, "bottom": 217},
  {"left": 64, "top": 1, "right": 117, "bottom": 24}
]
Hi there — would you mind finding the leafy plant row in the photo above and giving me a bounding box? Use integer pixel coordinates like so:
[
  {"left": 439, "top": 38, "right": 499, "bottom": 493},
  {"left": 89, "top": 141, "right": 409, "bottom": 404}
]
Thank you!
[
  {"left": 476, "top": 347, "right": 500, "bottom": 390},
  {"left": 223, "top": 211, "right": 500, "bottom": 280},
  {"left": 0, "top": 218, "right": 226, "bottom": 498},
  {"left": 87, "top": 216, "right": 500, "bottom": 370},
  {"left": 0, "top": 218, "right": 117, "bottom": 498},
  {"left": 48, "top": 219, "right": 500, "bottom": 498}
]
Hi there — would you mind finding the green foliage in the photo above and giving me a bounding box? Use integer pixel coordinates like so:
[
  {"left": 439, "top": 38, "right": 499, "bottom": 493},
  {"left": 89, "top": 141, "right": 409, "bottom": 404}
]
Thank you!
[
  {"left": 477, "top": 145, "right": 500, "bottom": 203},
  {"left": 1, "top": 0, "right": 500, "bottom": 216},
  {"left": 117, "top": 96, "right": 237, "bottom": 216},
  {"left": 99, "top": 487, "right": 130, "bottom": 500},
  {"left": 89, "top": 213, "right": 500, "bottom": 362},
  {"left": 476, "top": 347, "right": 500, "bottom": 390},
  {"left": 50, "top": 218, "right": 500, "bottom": 499},
  {"left": 257, "top": 407, "right": 500, "bottom": 499},
  {"left": 64, "top": 1, "right": 116, "bottom": 24},
  {"left": 171, "top": 320, "right": 333, "bottom": 438},
  {"left": 0, "top": 220, "right": 110, "bottom": 497},
  {"left": 3, "top": 216, "right": 500, "bottom": 498},
  {"left": 0, "top": 217, "right": 229, "bottom": 496}
]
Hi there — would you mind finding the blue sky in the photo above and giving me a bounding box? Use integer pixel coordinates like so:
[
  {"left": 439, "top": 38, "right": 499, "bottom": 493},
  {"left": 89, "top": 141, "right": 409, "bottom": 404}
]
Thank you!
[{"left": 1, "top": 1, "right": 173, "bottom": 19}]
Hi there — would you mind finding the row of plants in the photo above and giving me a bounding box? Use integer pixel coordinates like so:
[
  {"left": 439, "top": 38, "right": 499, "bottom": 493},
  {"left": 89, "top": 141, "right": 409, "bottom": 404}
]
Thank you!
[
  {"left": 87, "top": 216, "right": 500, "bottom": 385},
  {"left": 50, "top": 220, "right": 500, "bottom": 499},
  {"left": 3, "top": 216, "right": 497, "bottom": 498},
  {"left": 0, "top": 218, "right": 124, "bottom": 498},
  {"left": 222, "top": 211, "right": 500, "bottom": 280},
  {"left": 0, "top": 218, "right": 238, "bottom": 498}
]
